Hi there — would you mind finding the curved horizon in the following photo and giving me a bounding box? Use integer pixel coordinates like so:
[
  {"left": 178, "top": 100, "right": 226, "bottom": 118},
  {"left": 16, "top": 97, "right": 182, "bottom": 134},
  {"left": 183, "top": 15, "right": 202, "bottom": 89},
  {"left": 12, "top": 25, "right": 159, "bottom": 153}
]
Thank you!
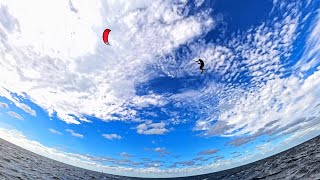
[{"left": 0, "top": 0, "right": 319, "bottom": 178}]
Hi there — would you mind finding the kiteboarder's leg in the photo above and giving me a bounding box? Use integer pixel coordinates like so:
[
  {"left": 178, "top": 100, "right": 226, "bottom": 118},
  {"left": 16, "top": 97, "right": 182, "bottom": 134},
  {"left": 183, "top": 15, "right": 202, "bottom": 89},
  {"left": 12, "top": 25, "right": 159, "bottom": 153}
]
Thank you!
[{"left": 201, "top": 68, "right": 205, "bottom": 74}]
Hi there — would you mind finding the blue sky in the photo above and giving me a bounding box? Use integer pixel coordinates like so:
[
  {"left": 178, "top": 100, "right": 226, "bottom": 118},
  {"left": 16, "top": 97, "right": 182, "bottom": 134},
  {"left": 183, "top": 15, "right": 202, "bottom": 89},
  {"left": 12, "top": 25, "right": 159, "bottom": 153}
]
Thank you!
[{"left": 0, "top": 0, "right": 319, "bottom": 178}]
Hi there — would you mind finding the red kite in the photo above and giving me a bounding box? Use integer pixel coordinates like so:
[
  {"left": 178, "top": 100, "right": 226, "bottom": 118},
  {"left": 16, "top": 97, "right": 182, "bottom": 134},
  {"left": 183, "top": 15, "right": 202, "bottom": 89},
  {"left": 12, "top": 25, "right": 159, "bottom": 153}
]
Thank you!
[{"left": 102, "top": 29, "right": 111, "bottom": 45}]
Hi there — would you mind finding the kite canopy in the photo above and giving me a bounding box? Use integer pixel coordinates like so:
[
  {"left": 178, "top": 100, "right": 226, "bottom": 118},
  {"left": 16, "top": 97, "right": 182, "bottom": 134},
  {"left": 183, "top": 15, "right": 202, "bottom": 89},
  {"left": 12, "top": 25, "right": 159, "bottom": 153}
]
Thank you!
[{"left": 102, "top": 29, "right": 111, "bottom": 45}]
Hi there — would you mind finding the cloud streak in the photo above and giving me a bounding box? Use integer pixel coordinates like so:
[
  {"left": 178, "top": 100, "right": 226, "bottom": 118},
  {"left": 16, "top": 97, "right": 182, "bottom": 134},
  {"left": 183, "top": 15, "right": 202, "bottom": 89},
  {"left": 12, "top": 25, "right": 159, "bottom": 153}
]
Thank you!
[
  {"left": 102, "top": 133, "right": 122, "bottom": 140},
  {"left": 66, "top": 129, "right": 84, "bottom": 138},
  {"left": 49, "top": 128, "right": 63, "bottom": 135},
  {"left": 7, "top": 111, "right": 24, "bottom": 120},
  {"left": 0, "top": 102, "right": 8, "bottom": 108},
  {"left": 197, "top": 149, "right": 218, "bottom": 156}
]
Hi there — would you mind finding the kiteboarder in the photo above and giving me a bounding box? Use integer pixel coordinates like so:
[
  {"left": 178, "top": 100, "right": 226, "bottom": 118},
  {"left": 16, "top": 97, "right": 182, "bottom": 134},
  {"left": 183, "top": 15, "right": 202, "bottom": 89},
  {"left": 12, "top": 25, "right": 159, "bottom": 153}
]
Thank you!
[
  {"left": 195, "top": 59, "right": 205, "bottom": 74},
  {"left": 102, "top": 29, "right": 111, "bottom": 45}
]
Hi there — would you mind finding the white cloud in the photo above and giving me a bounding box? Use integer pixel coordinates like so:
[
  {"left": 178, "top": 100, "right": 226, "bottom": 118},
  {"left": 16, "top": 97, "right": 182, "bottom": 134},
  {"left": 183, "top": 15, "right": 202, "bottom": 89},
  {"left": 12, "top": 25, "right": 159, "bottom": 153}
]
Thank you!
[
  {"left": 0, "top": 0, "right": 214, "bottom": 125},
  {"left": 205, "top": 70, "right": 320, "bottom": 139},
  {"left": 136, "top": 121, "right": 169, "bottom": 135},
  {"left": 15, "top": 102, "right": 36, "bottom": 116},
  {"left": 132, "top": 94, "right": 168, "bottom": 108},
  {"left": 7, "top": 111, "right": 24, "bottom": 120},
  {"left": 195, "top": 0, "right": 205, "bottom": 7},
  {"left": 154, "top": 147, "right": 166, "bottom": 153},
  {"left": 152, "top": 147, "right": 170, "bottom": 155},
  {"left": 66, "top": 129, "right": 84, "bottom": 138},
  {"left": 0, "top": 102, "right": 8, "bottom": 108},
  {"left": 102, "top": 133, "right": 122, "bottom": 140},
  {"left": 49, "top": 128, "right": 63, "bottom": 135},
  {"left": 0, "top": 0, "right": 101, "bottom": 58},
  {"left": 119, "top": 152, "right": 133, "bottom": 157}
]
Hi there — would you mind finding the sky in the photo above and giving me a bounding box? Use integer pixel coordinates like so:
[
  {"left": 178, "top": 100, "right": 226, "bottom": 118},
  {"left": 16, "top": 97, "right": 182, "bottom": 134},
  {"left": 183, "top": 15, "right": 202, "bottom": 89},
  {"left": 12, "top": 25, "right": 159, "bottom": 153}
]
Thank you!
[{"left": 0, "top": 0, "right": 319, "bottom": 178}]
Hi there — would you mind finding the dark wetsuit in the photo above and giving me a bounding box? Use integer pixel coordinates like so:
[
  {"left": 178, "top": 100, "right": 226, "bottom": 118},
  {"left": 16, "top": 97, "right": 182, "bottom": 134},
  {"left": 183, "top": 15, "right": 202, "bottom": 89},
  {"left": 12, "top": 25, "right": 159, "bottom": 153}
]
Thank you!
[{"left": 197, "top": 59, "right": 205, "bottom": 74}]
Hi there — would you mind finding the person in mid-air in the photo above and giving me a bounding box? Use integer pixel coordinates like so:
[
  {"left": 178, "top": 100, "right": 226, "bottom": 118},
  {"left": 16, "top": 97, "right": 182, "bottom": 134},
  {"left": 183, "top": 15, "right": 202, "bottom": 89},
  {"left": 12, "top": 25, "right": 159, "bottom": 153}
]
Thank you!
[{"left": 195, "top": 59, "right": 205, "bottom": 74}]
